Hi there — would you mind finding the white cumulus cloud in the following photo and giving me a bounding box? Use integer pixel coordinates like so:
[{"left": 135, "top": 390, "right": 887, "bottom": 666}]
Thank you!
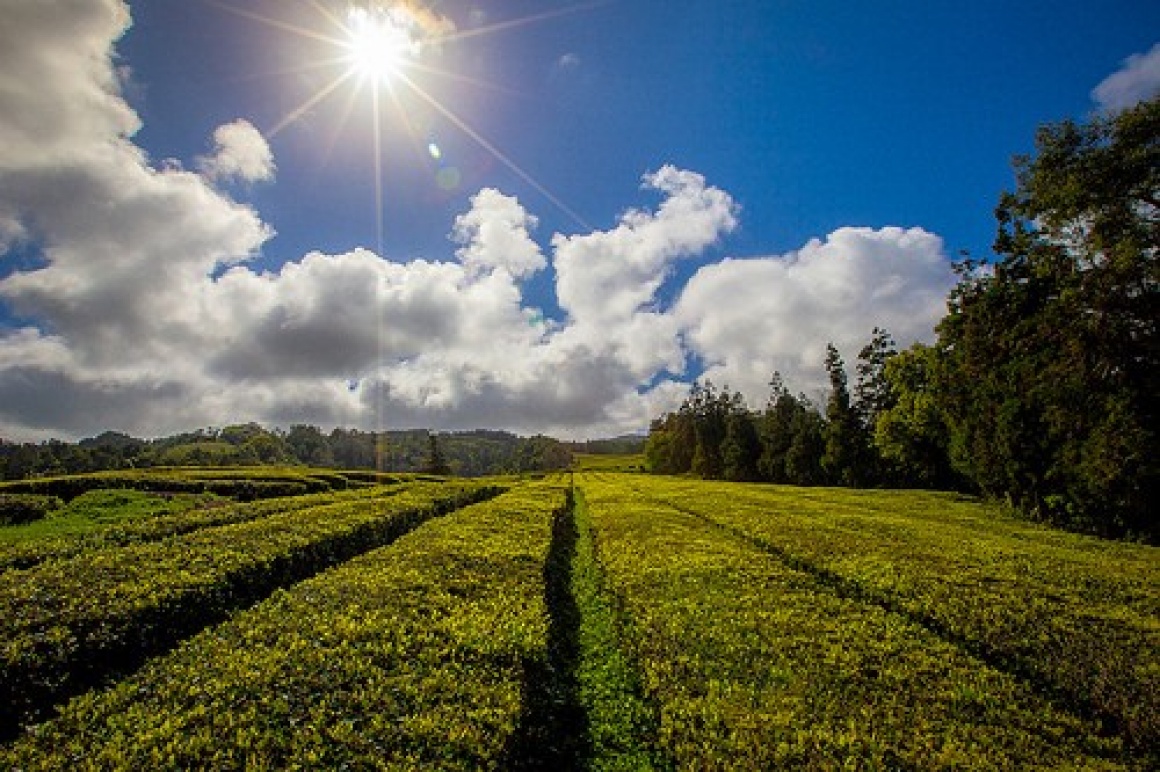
[
  {"left": 1092, "top": 42, "right": 1160, "bottom": 113},
  {"left": 0, "top": 0, "right": 958, "bottom": 442},
  {"left": 198, "top": 120, "right": 276, "bottom": 184},
  {"left": 452, "top": 188, "right": 545, "bottom": 278},
  {"left": 675, "top": 227, "right": 956, "bottom": 404}
]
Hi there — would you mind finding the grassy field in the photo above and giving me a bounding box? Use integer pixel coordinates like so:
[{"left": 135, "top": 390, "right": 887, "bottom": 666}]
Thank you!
[
  {"left": 572, "top": 452, "right": 646, "bottom": 472},
  {"left": 1, "top": 470, "right": 1155, "bottom": 769}
]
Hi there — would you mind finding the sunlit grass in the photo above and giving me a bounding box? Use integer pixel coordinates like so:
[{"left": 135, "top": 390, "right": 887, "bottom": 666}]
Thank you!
[{"left": 0, "top": 489, "right": 222, "bottom": 543}]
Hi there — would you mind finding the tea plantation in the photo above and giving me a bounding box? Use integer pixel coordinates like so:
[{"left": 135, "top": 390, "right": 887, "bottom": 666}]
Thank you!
[{"left": 1, "top": 470, "right": 1155, "bottom": 769}]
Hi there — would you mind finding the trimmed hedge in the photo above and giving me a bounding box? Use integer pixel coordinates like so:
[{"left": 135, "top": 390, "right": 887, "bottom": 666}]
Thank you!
[
  {"left": 629, "top": 476, "right": 1160, "bottom": 756},
  {"left": 0, "top": 495, "right": 62, "bottom": 526},
  {"left": 0, "top": 482, "right": 502, "bottom": 736},
  {"left": 579, "top": 474, "right": 1136, "bottom": 769},
  {"left": 0, "top": 484, "right": 409, "bottom": 574},
  {"left": 0, "top": 473, "right": 331, "bottom": 502},
  {"left": 1, "top": 482, "right": 564, "bottom": 769}
]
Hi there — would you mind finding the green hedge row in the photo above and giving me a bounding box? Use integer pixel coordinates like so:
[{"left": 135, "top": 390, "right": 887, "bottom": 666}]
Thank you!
[
  {"left": 0, "top": 481, "right": 502, "bottom": 736},
  {"left": 634, "top": 477, "right": 1160, "bottom": 756},
  {"left": 0, "top": 484, "right": 407, "bottom": 573},
  {"left": 0, "top": 474, "right": 325, "bottom": 502},
  {"left": 580, "top": 475, "right": 1134, "bottom": 769},
  {"left": 0, "top": 495, "right": 62, "bottom": 527},
  {"left": 1, "top": 482, "right": 563, "bottom": 769}
]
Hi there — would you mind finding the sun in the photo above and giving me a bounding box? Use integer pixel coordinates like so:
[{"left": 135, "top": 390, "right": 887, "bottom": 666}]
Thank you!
[{"left": 343, "top": 7, "right": 420, "bottom": 84}]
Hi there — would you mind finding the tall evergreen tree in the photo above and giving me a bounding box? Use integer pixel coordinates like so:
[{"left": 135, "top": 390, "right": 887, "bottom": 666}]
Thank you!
[
  {"left": 854, "top": 327, "right": 898, "bottom": 484},
  {"left": 854, "top": 327, "right": 898, "bottom": 432},
  {"left": 758, "top": 373, "right": 800, "bottom": 483},
  {"left": 722, "top": 410, "right": 761, "bottom": 482},
  {"left": 786, "top": 399, "right": 826, "bottom": 486},
  {"left": 821, "top": 344, "right": 871, "bottom": 486},
  {"left": 423, "top": 432, "right": 452, "bottom": 476},
  {"left": 690, "top": 381, "right": 730, "bottom": 479}
]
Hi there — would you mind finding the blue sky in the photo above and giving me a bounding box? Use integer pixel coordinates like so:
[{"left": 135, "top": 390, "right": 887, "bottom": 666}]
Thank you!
[{"left": 1, "top": 0, "right": 1157, "bottom": 440}]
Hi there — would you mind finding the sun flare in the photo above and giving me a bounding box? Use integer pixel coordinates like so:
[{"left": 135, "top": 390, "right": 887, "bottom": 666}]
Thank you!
[{"left": 344, "top": 7, "right": 420, "bottom": 84}]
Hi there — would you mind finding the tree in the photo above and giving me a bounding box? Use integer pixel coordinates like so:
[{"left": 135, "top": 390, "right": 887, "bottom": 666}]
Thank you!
[
  {"left": 241, "top": 433, "right": 292, "bottom": 465},
  {"left": 758, "top": 373, "right": 802, "bottom": 483},
  {"left": 722, "top": 410, "right": 761, "bottom": 482},
  {"left": 937, "top": 98, "right": 1158, "bottom": 540},
  {"left": 689, "top": 381, "right": 731, "bottom": 479},
  {"left": 285, "top": 425, "right": 334, "bottom": 467},
  {"left": 785, "top": 399, "right": 826, "bottom": 486},
  {"left": 423, "top": 432, "right": 453, "bottom": 476},
  {"left": 874, "top": 343, "right": 957, "bottom": 488},
  {"left": 821, "top": 344, "right": 871, "bottom": 486},
  {"left": 854, "top": 327, "right": 898, "bottom": 434}
]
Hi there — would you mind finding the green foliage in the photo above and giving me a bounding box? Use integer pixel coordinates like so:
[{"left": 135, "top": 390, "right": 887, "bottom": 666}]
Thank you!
[
  {"left": 0, "top": 481, "right": 502, "bottom": 734},
  {"left": 646, "top": 346, "right": 886, "bottom": 490},
  {"left": 853, "top": 326, "right": 898, "bottom": 430},
  {"left": 638, "top": 103, "right": 1157, "bottom": 542},
  {"left": 0, "top": 467, "right": 339, "bottom": 503},
  {"left": 1, "top": 483, "right": 563, "bottom": 769},
  {"left": 1, "top": 471, "right": 1154, "bottom": 767},
  {"left": 573, "top": 452, "right": 645, "bottom": 472},
  {"left": 822, "top": 343, "right": 872, "bottom": 486},
  {"left": 784, "top": 403, "right": 826, "bottom": 485},
  {"left": 0, "top": 494, "right": 61, "bottom": 526},
  {"left": 937, "top": 98, "right": 1159, "bottom": 540},
  {"left": 422, "top": 432, "right": 452, "bottom": 476},
  {"left": 570, "top": 436, "right": 647, "bottom": 456},
  {"left": 873, "top": 342, "right": 957, "bottom": 488},
  {"left": 578, "top": 474, "right": 1150, "bottom": 768},
  {"left": 0, "top": 483, "right": 409, "bottom": 572},
  {"left": 1, "top": 426, "right": 573, "bottom": 481},
  {"left": 721, "top": 411, "right": 761, "bottom": 481}
]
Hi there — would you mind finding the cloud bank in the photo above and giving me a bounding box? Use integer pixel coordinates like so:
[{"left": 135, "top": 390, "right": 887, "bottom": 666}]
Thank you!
[{"left": 0, "top": 0, "right": 956, "bottom": 441}]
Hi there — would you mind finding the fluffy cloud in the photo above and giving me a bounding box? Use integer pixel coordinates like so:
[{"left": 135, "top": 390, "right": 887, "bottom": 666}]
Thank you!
[
  {"left": 0, "top": 0, "right": 138, "bottom": 166},
  {"left": 0, "top": 0, "right": 269, "bottom": 386},
  {"left": 553, "top": 167, "right": 738, "bottom": 325},
  {"left": 1092, "top": 43, "right": 1160, "bottom": 113},
  {"left": 198, "top": 120, "right": 276, "bottom": 184},
  {"left": 676, "top": 227, "right": 956, "bottom": 404},
  {"left": 452, "top": 188, "right": 545, "bottom": 278},
  {"left": 0, "top": 0, "right": 957, "bottom": 441}
]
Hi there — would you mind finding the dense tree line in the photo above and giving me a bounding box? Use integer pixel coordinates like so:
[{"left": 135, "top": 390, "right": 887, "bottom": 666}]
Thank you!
[
  {"left": 648, "top": 99, "right": 1158, "bottom": 542},
  {"left": 0, "top": 425, "right": 572, "bottom": 480},
  {"left": 645, "top": 330, "right": 922, "bottom": 489}
]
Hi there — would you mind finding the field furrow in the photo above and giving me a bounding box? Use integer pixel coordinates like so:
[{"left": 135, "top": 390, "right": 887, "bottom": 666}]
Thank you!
[
  {"left": 1, "top": 482, "right": 565, "bottom": 770},
  {"left": 579, "top": 473, "right": 1137, "bottom": 770},
  {"left": 0, "top": 481, "right": 500, "bottom": 737},
  {"left": 620, "top": 475, "right": 1160, "bottom": 754},
  {"left": 569, "top": 488, "right": 666, "bottom": 771}
]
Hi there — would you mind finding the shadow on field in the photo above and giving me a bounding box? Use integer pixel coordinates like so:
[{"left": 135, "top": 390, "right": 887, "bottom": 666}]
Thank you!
[{"left": 502, "top": 489, "right": 591, "bottom": 770}]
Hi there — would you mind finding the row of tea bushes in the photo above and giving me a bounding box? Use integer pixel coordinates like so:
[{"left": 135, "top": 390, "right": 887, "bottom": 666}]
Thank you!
[
  {"left": 578, "top": 475, "right": 1132, "bottom": 770},
  {"left": 2, "top": 482, "right": 564, "bottom": 769},
  {"left": 0, "top": 495, "right": 63, "bottom": 527},
  {"left": 625, "top": 476, "right": 1160, "bottom": 754},
  {"left": 0, "top": 481, "right": 500, "bottom": 735},
  {"left": 0, "top": 482, "right": 409, "bottom": 573}
]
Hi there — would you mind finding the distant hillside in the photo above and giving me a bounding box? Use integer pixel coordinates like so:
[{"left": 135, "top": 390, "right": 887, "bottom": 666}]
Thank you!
[
  {"left": 566, "top": 435, "right": 646, "bottom": 455},
  {"left": 0, "top": 425, "right": 572, "bottom": 479}
]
